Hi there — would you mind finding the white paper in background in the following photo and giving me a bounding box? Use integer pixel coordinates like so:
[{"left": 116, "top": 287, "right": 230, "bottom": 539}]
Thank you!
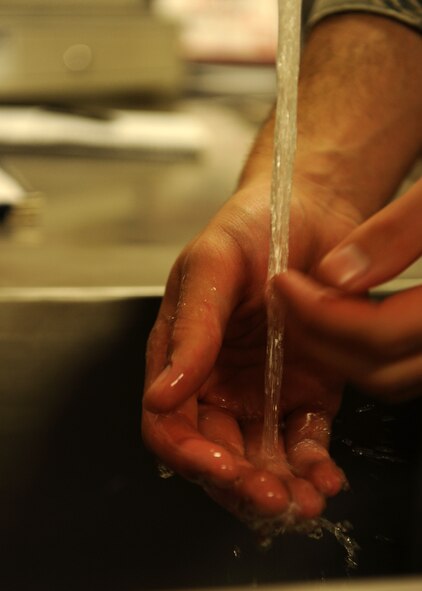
[{"left": 155, "top": 0, "right": 278, "bottom": 63}]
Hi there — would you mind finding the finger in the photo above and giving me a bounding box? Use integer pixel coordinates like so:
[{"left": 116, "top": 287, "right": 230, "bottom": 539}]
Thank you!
[
  {"left": 143, "top": 236, "right": 244, "bottom": 413},
  {"left": 284, "top": 408, "right": 346, "bottom": 497},
  {"left": 357, "top": 351, "right": 422, "bottom": 400},
  {"left": 207, "top": 419, "right": 292, "bottom": 518},
  {"left": 284, "top": 478, "right": 326, "bottom": 520},
  {"left": 197, "top": 404, "right": 245, "bottom": 457},
  {"left": 284, "top": 322, "right": 376, "bottom": 381},
  {"left": 145, "top": 404, "right": 292, "bottom": 518},
  {"left": 276, "top": 271, "right": 422, "bottom": 361},
  {"left": 277, "top": 272, "right": 422, "bottom": 399},
  {"left": 144, "top": 262, "right": 183, "bottom": 391},
  {"left": 286, "top": 325, "right": 422, "bottom": 400},
  {"left": 316, "top": 176, "right": 422, "bottom": 292},
  {"left": 242, "top": 421, "right": 326, "bottom": 519},
  {"left": 142, "top": 404, "right": 240, "bottom": 487},
  {"left": 204, "top": 464, "right": 292, "bottom": 521}
]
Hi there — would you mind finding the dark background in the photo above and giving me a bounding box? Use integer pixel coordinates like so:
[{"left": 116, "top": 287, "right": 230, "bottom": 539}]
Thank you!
[{"left": 0, "top": 296, "right": 421, "bottom": 591}]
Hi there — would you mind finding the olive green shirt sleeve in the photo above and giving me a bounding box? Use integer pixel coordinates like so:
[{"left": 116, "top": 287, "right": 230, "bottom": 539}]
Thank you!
[{"left": 308, "top": 0, "right": 422, "bottom": 33}]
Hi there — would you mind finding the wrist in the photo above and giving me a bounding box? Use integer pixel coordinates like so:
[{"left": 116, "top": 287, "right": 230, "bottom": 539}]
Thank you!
[
  {"left": 295, "top": 13, "right": 422, "bottom": 219},
  {"left": 293, "top": 146, "right": 382, "bottom": 221}
]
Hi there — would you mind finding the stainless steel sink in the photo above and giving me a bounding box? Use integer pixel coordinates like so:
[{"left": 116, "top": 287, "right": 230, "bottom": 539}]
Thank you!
[{"left": 0, "top": 290, "right": 421, "bottom": 591}]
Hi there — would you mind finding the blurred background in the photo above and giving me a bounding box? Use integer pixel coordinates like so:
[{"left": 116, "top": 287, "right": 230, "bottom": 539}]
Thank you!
[
  {"left": 0, "top": 0, "right": 316, "bottom": 291},
  {"left": 0, "top": 0, "right": 420, "bottom": 291}
]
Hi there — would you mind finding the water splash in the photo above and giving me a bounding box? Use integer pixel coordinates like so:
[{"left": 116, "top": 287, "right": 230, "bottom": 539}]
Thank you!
[
  {"left": 309, "top": 518, "right": 360, "bottom": 571},
  {"left": 247, "top": 512, "right": 360, "bottom": 571},
  {"left": 157, "top": 463, "right": 175, "bottom": 479},
  {"left": 232, "top": 545, "right": 242, "bottom": 559},
  {"left": 342, "top": 438, "right": 406, "bottom": 464}
]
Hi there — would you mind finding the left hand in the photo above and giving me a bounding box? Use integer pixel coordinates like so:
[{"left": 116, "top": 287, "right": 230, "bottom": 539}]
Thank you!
[
  {"left": 142, "top": 177, "right": 355, "bottom": 527},
  {"left": 276, "top": 178, "right": 422, "bottom": 402}
]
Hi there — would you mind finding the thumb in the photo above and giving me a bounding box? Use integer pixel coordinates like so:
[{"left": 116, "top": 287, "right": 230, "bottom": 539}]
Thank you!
[
  {"left": 317, "top": 177, "right": 422, "bottom": 293},
  {"left": 143, "top": 243, "right": 241, "bottom": 414}
]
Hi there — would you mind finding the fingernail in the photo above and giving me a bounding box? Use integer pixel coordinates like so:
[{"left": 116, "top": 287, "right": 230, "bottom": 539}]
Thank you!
[
  {"left": 320, "top": 244, "right": 370, "bottom": 287},
  {"left": 143, "top": 365, "right": 171, "bottom": 410}
]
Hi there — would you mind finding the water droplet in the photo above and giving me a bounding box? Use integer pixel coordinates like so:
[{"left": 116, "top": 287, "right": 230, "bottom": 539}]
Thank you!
[
  {"left": 308, "top": 527, "right": 323, "bottom": 540},
  {"left": 157, "top": 463, "right": 175, "bottom": 480},
  {"left": 233, "top": 545, "right": 241, "bottom": 559},
  {"left": 355, "top": 403, "right": 375, "bottom": 414}
]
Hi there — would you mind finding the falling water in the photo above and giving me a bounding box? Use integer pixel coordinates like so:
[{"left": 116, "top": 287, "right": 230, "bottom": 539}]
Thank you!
[
  {"left": 259, "top": 7, "right": 360, "bottom": 568},
  {"left": 262, "top": 0, "right": 302, "bottom": 456}
]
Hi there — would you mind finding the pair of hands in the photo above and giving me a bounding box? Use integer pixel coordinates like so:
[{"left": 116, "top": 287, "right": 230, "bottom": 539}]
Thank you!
[{"left": 142, "top": 174, "right": 422, "bottom": 527}]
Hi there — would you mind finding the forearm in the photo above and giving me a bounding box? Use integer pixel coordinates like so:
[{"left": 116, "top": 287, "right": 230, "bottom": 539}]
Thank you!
[
  {"left": 240, "top": 14, "right": 422, "bottom": 219},
  {"left": 297, "top": 13, "right": 422, "bottom": 216}
]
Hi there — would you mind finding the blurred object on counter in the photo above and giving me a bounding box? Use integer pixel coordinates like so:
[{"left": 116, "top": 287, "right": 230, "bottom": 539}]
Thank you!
[
  {"left": 0, "top": 107, "right": 208, "bottom": 160},
  {"left": 186, "top": 62, "right": 276, "bottom": 98},
  {"left": 0, "top": 0, "right": 151, "bottom": 9},
  {"left": 0, "top": 0, "right": 182, "bottom": 101},
  {"left": 0, "top": 162, "right": 43, "bottom": 244},
  {"left": 0, "top": 99, "right": 255, "bottom": 288},
  {"left": 155, "top": 0, "right": 278, "bottom": 63},
  {"left": 0, "top": 162, "right": 27, "bottom": 209},
  {"left": 3, "top": 191, "right": 44, "bottom": 245}
]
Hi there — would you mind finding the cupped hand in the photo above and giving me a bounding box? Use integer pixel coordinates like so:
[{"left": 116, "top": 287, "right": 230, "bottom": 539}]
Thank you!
[
  {"left": 142, "top": 177, "right": 360, "bottom": 526},
  {"left": 276, "top": 177, "right": 422, "bottom": 402}
]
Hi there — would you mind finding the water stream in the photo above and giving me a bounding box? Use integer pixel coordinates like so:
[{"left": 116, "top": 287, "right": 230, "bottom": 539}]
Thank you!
[
  {"left": 262, "top": 0, "right": 302, "bottom": 457},
  {"left": 260, "top": 4, "right": 360, "bottom": 569}
]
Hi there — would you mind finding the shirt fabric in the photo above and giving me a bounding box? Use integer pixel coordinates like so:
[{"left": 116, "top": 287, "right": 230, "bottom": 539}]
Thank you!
[{"left": 308, "top": 0, "right": 422, "bottom": 33}]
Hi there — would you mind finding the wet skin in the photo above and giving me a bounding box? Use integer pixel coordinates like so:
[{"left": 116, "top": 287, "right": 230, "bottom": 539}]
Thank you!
[{"left": 142, "top": 178, "right": 359, "bottom": 525}]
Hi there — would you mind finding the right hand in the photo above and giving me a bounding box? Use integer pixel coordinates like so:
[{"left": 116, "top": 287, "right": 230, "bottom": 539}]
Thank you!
[
  {"left": 142, "top": 175, "right": 361, "bottom": 525},
  {"left": 275, "top": 176, "right": 422, "bottom": 402}
]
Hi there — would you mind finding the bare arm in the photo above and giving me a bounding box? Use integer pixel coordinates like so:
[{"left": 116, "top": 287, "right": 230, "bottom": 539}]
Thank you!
[
  {"left": 242, "top": 14, "right": 422, "bottom": 220},
  {"left": 142, "top": 13, "right": 422, "bottom": 521}
]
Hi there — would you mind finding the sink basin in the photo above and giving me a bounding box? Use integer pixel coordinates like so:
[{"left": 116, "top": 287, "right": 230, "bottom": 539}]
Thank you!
[{"left": 0, "top": 290, "right": 421, "bottom": 591}]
